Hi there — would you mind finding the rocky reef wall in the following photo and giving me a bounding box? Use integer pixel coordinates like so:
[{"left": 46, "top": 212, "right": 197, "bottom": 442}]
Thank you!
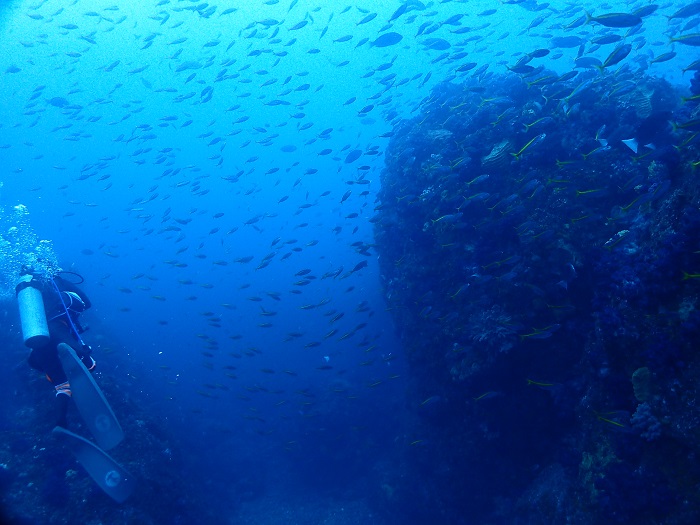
[{"left": 374, "top": 69, "right": 700, "bottom": 524}]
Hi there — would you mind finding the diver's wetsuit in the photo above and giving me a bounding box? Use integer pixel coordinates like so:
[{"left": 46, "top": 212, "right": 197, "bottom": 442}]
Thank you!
[{"left": 26, "top": 275, "right": 95, "bottom": 426}]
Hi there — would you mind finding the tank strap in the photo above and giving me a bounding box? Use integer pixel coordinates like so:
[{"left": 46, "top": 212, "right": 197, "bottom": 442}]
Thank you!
[{"left": 50, "top": 278, "right": 87, "bottom": 348}]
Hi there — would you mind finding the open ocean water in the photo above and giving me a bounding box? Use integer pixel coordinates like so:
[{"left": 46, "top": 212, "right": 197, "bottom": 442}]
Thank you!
[{"left": 1, "top": 0, "right": 700, "bottom": 524}]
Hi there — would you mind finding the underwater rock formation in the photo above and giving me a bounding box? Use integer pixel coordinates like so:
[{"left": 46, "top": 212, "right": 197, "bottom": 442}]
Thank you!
[{"left": 374, "top": 69, "right": 700, "bottom": 523}]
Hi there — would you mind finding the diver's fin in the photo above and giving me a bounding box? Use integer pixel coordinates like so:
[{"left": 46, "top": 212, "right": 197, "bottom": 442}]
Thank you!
[
  {"left": 57, "top": 343, "right": 124, "bottom": 450},
  {"left": 53, "top": 426, "right": 135, "bottom": 503}
]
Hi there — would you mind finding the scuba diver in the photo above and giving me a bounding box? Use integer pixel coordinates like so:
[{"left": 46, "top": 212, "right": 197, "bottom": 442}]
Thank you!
[
  {"left": 16, "top": 267, "right": 134, "bottom": 502},
  {"left": 20, "top": 268, "right": 95, "bottom": 429}
]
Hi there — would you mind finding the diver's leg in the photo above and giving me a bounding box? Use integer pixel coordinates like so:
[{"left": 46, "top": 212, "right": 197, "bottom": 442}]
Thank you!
[{"left": 28, "top": 344, "right": 67, "bottom": 384}]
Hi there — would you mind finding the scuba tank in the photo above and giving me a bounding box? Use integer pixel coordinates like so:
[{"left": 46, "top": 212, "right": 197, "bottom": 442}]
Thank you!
[{"left": 16, "top": 273, "right": 50, "bottom": 348}]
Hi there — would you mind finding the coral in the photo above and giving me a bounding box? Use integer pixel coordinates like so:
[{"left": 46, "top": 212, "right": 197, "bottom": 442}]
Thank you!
[
  {"left": 632, "top": 367, "right": 652, "bottom": 402},
  {"left": 466, "top": 305, "right": 515, "bottom": 351},
  {"left": 631, "top": 402, "right": 662, "bottom": 442},
  {"left": 691, "top": 71, "right": 700, "bottom": 97},
  {"left": 678, "top": 296, "right": 697, "bottom": 322},
  {"left": 595, "top": 462, "right": 675, "bottom": 522}
]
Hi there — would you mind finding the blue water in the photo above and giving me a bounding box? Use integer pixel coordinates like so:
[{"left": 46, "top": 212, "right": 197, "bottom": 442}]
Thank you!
[{"left": 1, "top": 0, "right": 699, "bottom": 523}]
